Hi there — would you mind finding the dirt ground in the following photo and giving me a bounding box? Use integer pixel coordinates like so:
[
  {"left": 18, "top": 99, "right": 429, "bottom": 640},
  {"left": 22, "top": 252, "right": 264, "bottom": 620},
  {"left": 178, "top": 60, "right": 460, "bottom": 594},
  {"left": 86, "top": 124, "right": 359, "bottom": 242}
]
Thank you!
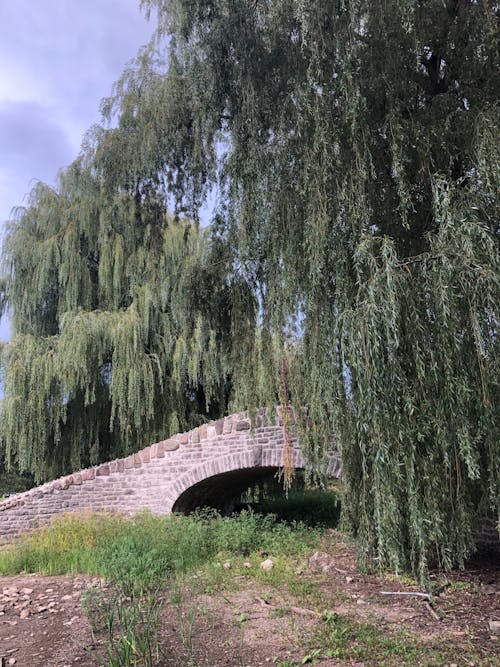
[{"left": 0, "top": 533, "right": 498, "bottom": 666}]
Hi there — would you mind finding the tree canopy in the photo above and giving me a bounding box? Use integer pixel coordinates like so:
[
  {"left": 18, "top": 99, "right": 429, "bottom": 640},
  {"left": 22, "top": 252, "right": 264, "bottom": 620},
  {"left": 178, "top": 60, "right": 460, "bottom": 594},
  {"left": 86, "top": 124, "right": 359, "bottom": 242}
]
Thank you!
[
  {"left": 0, "top": 147, "right": 245, "bottom": 479},
  {"left": 1, "top": 0, "right": 498, "bottom": 578}
]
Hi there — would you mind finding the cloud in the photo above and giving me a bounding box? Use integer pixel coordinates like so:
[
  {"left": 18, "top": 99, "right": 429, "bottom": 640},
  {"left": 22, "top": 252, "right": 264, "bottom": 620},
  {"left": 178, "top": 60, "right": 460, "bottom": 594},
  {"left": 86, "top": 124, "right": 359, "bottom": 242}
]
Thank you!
[
  {"left": 0, "top": 2, "right": 155, "bottom": 341},
  {"left": 0, "top": 100, "right": 74, "bottom": 228},
  {"left": 0, "top": 0, "right": 154, "bottom": 224},
  {"left": 0, "top": 0, "right": 154, "bottom": 133},
  {"left": 0, "top": 100, "right": 74, "bottom": 179}
]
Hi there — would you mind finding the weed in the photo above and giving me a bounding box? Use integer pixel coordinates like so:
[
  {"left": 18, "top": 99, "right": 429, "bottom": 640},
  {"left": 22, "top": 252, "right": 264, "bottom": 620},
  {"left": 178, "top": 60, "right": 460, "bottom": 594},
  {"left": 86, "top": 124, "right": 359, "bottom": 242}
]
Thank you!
[
  {"left": 384, "top": 572, "right": 419, "bottom": 587},
  {"left": 300, "top": 647, "right": 322, "bottom": 664},
  {"left": 0, "top": 510, "right": 320, "bottom": 666},
  {"left": 287, "top": 579, "right": 319, "bottom": 605},
  {"left": 81, "top": 583, "right": 109, "bottom": 639},
  {"left": 305, "top": 613, "right": 492, "bottom": 666},
  {"left": 82, "top": 583, "right": 162, "bottom": 667},
  {"left": 441, "top": 579, "right": 471, "bottom": 593},
  {"left": 271, "top": 606, "right": 291, "bottom": 618},
  {"left": 235, "top": 611, "right": 249, "bottom": 666},
  {"left": 0, "top": 509, "right": 493, "bottom": 666}
]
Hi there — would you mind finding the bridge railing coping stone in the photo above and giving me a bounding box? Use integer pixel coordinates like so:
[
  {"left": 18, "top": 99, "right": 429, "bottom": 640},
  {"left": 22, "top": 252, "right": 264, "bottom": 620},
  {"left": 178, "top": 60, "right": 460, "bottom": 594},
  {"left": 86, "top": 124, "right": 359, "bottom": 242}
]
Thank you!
[{"left": 0, "top": 407, "right": 288, "bottom": 514}]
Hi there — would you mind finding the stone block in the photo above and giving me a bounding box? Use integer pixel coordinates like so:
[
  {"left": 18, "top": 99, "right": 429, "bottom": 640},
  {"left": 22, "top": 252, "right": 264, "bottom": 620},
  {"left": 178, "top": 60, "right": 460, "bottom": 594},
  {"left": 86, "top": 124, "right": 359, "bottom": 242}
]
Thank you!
[
  {"left": 252, "top": 446, "right": 263, "bottom": 466},
  {"left": 97, "top": 464, "right": 110, "bottom": 477},
  {"left": 178, "top": 432, "right": 189, "bottom": 444},
  {"left": 163, "top": 439, "right": 179, "bottom": 452},
  {"left": 199, "top": 424, "right": 208, "bottom": 440},
  {"left": 191, "top": 429, "right": 200, "bottom": 444},
  {"left": 124, "top": 456, "right": 134, "bottom": 470},
  {"left": 236, "top": 420, "right": 250, "bottom": 431}
]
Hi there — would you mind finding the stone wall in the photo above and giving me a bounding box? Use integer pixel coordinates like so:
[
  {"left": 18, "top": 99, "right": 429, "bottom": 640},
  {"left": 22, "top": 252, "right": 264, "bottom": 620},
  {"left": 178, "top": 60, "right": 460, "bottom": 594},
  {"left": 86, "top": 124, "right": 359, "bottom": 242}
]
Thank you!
[{"left": 0, "top": 409, "right": 341, "bottom": 543}]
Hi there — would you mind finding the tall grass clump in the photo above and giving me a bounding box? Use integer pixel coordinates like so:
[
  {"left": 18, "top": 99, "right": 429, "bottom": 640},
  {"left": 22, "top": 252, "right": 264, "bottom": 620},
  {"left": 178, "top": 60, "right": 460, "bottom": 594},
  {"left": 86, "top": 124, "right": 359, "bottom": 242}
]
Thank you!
[
  {"left": 81, "top": 583, "right": 162, "bottom": 667},
  {"left": 0, "top": 511, "right": 121, "bottom": 578},
  {"left": 0, "top": 509, "right": 320, "bottom": 589}
]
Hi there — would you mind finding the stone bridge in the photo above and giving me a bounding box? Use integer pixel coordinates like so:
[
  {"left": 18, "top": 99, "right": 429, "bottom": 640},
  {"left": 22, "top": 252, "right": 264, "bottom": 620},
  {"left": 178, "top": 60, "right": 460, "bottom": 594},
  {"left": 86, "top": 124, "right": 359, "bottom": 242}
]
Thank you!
[{"left": 0, "top": 410, "right": 341, "bottom": 542}]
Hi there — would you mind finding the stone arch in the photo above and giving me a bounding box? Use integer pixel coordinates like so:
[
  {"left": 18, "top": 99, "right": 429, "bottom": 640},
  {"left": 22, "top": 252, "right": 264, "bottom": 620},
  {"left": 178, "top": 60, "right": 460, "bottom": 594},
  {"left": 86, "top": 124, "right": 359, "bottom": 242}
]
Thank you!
[
  {"left": 171, "top": 467, "right": 286, "bottom": 514},
  {"left": 168, "top": 447, "right": 303, "bottom": 514},
  {"left": 166, "top": 446, "right": 309, "bottom": 512}
]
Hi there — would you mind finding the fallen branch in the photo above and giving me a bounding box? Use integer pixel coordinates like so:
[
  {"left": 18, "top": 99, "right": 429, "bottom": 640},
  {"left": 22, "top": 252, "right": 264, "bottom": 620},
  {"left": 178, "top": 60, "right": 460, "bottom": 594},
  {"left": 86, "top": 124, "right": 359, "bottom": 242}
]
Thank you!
[
  {"left": 424, "top": 601, "right": 441, "bottom": 622},
  {"left": 380, "top": 591, "right": 431, "bottom": 600},
  {"left": 290, "top": 606, "right": 320, "bottom": 617},
  {"left": 255, "top": 597, "right": 320, "bottom": 617}
]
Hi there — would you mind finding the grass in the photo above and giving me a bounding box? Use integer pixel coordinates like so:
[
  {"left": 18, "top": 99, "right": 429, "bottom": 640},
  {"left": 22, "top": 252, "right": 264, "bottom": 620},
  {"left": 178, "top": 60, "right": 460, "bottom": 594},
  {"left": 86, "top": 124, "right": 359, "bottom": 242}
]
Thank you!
[
  {"left": 302, "top": 612, "right": 493, "bottom": 666},
  {"left": 81, "top": 583, "right": 163, "bottom": 667},
  {"left": 269, "top": 612, "right": 492, "bottom": 666},
  {"left": 0, "top": 509, "right": 320, "bottom": 593}
]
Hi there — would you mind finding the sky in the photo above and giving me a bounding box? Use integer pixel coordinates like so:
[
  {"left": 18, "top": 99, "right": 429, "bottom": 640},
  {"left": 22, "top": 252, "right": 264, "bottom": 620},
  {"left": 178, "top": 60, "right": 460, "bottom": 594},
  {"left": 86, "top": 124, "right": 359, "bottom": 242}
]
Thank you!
[{"left": 0, "top": 0, "right": 155, "bottom": 340}]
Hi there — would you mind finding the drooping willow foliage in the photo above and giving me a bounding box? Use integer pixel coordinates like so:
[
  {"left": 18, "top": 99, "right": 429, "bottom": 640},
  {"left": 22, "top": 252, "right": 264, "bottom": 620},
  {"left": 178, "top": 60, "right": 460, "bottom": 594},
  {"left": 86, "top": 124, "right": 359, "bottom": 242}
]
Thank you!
[
  {"left": 1, "top": 0, "right": 498, "bottom": 577},
  {"left": 0, "top": 137, "right": 255, "bottom": 481}
]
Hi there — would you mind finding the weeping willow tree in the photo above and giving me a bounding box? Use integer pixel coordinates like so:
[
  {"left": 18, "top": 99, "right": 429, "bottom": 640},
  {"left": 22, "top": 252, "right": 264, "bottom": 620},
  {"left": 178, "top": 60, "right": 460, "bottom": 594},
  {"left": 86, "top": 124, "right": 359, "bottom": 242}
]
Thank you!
[
  {"left": 1, "top": 0, "right": 498, "bottom": 576},
  {"left": 112, "top": 0, "right": 497, "bottom": 576},
  {"left": 0, "top": 121, "right": 254, "bottom": 481}
]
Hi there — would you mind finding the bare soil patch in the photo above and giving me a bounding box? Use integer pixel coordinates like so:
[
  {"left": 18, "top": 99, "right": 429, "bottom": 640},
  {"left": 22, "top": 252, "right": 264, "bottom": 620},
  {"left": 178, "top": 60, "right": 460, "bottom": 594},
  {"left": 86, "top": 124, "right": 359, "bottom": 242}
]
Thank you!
[{"left": 0, "top": 574, "right": 96, "bottom": 666}]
